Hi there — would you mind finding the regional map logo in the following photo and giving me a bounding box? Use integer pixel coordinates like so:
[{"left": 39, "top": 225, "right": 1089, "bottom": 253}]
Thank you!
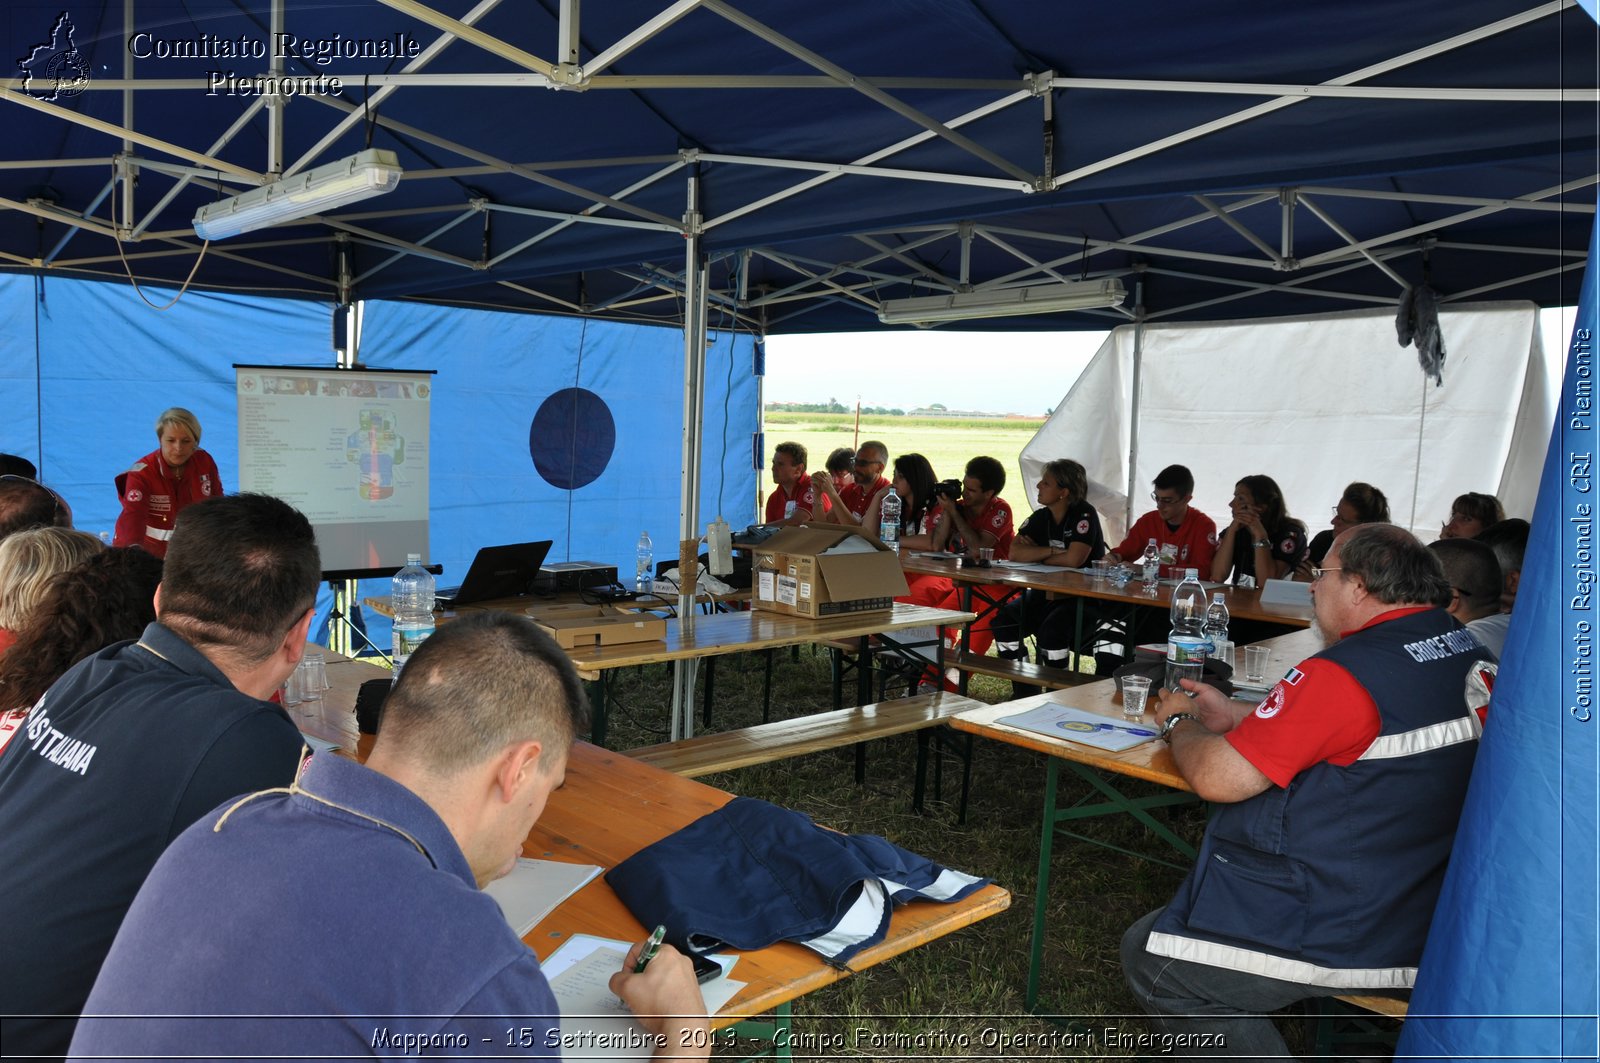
[{"left": 17, "top": 12, "right": 91, "bottom": 101}]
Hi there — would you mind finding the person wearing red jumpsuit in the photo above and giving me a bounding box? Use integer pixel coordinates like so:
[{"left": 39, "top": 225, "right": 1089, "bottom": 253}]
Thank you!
[{"left": 114, "top": 407, "right": 223, "bottom": 558}]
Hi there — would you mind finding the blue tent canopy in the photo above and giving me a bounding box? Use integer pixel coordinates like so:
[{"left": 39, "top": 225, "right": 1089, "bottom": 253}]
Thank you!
[{"left": 1, "top": 1, "right": 1593, "bottom": 330}]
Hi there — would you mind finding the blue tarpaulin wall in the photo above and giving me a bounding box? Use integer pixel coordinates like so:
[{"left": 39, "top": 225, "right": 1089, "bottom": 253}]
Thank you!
[
  {"left": 1397, "top": 210, "right": 1600, "bottom": 1060},
  {"left": 0, "top": 275, "right": 758, "bottom": 649},
  {"left": 353, "top": 299, "right": 757, "bottom": 651}
]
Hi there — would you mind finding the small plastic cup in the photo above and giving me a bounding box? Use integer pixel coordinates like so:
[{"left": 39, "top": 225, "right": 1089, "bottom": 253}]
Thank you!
[
  {"left": 1090, "top": 559, "right": 1110, "bottom": 581},
  {"left": 1211, "top": 638, "right": 1235, "bottom": 671},
  {"left": 977, "top": 547, "right": 995, "bottom": 566},
  {"left": 280, "top": 669, "right": 304, "bottom": 711},
  {"left": 1120, "top": 675, "right": 1152, "bottom": 720},
  {"left": 298, "top": 651, "right": 327, "bottom": 703},
  {"left": 1244, "top": 645, "right": 1270, "bottom": 684}
]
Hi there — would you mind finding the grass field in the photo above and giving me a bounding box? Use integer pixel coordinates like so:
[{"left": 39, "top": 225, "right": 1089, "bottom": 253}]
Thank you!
[{"left": 761, "top": 411, "right": 1045, "bottom": 510}]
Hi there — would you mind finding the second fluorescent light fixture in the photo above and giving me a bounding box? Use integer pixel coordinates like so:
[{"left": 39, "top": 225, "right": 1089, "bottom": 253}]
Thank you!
[
  {"left": 192, "top": 149, "right": 403, "bottom": 240},
  {"left": 877, "top": 278, "right": 1126, "bottom": 325}
]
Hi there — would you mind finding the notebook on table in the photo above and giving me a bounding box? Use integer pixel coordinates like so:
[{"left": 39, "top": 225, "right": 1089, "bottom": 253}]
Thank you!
[{"left": 435, "top": 541, "right": 553, "bottom": 607}]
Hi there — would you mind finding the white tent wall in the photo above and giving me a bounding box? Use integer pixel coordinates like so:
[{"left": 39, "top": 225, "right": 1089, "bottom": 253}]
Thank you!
[{"left": 1021, "top": 303, "right": 1552, "bottom": 552}]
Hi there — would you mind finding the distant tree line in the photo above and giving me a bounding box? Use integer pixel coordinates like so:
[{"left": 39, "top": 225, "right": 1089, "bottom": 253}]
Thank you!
[{"left": 766, "top": 400, "right": 907, "bottom": 416}]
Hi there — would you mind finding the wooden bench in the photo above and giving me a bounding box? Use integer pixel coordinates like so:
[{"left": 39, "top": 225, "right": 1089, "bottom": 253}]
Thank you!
[
  {"left": 629, "top": 691, "right": 986, "bottom": 811},
  {"left": 948, "top": 650, "right": 1096, "bottom": 691},
  {"left": 1312, "top": 993, "right": 1409, "bottom": 1055},
  {"left": 1332, "top": 995, "right": 1408, "bottom": 1018}
]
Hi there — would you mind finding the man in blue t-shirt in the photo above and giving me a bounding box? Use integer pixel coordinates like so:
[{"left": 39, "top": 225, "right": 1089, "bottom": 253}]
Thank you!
[{"left": 69, "top": 612, "right": 710, "bottom": 1062}]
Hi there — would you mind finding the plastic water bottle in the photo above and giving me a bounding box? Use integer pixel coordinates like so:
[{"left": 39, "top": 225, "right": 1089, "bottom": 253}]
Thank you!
[
  {"left": 1165, "top": 568, "right": 1209, "bottom": 696},
  {"left": 879, "top": 491, "right": 903, "bottom": 552},
  {"left": 1139, "top": 538, "right": 1161, "bottom": 587},
  {"left": 1203, "top": 592, "right": 1231, "bottom": 645},
  {"left": 635, "top": 531, "right": 654, "bottom": 593},
  {"left": 391, "top": 552, "right": 435, "bottom": 683}
]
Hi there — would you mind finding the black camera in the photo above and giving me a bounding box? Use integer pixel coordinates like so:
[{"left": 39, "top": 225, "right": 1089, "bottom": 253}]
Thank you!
[{"left": 933, "top": 479, "right": 962, "bottom": 500}]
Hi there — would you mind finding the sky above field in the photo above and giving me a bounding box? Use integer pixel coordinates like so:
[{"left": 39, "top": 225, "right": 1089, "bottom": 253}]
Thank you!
[
  {"left": 763, "top": 329, "right": 1108, "bottom": 417},
  {"left": 764, "top": 307, "right": 1579, "bottom": 418}
]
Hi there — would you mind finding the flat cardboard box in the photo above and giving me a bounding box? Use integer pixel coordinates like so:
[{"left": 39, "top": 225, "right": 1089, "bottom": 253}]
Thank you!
[
  {"left": 528, "top": 603, "right": 667, "bottom": 648},
  {"left": 752, "top": 524, "right": 909, "bottom": 618}
]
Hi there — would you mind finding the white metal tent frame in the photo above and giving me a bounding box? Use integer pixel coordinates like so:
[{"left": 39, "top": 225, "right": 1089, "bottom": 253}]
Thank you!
[{"left": 0, "top": 0, "right": 1593, "bottom": 325}]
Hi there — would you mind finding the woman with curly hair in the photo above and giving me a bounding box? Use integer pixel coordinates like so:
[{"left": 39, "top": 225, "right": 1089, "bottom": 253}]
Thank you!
[{"left": 0, "top": 547, "right": 163, "bottom": 755}]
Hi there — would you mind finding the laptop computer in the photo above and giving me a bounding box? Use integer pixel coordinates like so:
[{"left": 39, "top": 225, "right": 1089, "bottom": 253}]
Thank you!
[{"left": 435, "top": 541, "right": 553, "bottom": 607}]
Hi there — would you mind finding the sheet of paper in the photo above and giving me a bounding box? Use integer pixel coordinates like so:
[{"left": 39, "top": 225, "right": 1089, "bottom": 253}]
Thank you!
[
  {"left": 544, "top": 934, "right": 746, "bottom": 1016},
  {"left": 992, "top": 560, "right": 1059, "bottom": 573},
  {"left": 483, "top": 858, "right": 603, "bottom": 937},
  {"left": 547, "top": 947, "right": 654, "bottom": 1061},
  {"left": 996, "top": 703, "right": 1160, "bottom": 752}
]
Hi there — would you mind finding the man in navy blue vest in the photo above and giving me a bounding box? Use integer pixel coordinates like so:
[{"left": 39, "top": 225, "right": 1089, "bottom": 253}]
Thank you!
[{"left": 1122, "top": 523, "right": 1492, "bottom": 1059}]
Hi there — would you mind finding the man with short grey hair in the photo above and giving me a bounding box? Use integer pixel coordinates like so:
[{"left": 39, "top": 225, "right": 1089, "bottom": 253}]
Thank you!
[
  {"left": 70, "top": 611, "right": 711, "bottom": 1061},
  {"left": 1121, "top": 523, "right": 1492, "bottom": 1059},
  {"left": 815, "top": 439, "right": 891, "bottom": 526}
]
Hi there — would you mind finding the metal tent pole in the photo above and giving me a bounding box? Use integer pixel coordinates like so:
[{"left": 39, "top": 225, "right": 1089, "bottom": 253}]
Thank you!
[
  {"left": 1124, "top": 281, "right": 1147, "bottom": 531},
  {"left": 670, "top": 175, "right": 709, "bottom": 741}
]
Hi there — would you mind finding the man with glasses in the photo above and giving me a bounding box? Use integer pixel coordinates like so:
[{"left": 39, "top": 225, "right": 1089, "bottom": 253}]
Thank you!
[
  {"left": 0, "top": 474, "right": 73, "bottom": 542},
  {"left": 1429, "top": 537, "right": 1507, "bottom": 658},
  {"left": 1105, "top": 464, "right": 1217, "bottom": 578},
  {"left": 1122, "top": 524, "right": 1493, "bottom": 1058},
  {"left": 815, "top": 440, "right": 890, "bottom": 526}
]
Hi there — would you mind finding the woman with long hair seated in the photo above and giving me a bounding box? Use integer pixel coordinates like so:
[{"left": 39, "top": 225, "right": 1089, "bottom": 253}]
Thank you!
[
  {"left": 0, "top": 547, "right": 164, "bottom": 755},
  {"left": 862, "top": 452, "right": 944, "bottom": 552},
  {"left": 1210, "top": 474, "right": 1308, "bottom": 586}
]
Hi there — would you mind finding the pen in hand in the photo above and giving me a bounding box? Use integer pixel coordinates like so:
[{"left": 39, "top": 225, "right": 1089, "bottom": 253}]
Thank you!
[{"left": 633, "top": 925, "right": 666, "bottom": 973}]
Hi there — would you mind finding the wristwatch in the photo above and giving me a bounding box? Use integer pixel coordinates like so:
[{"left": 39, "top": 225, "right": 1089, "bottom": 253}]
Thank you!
[
  {"left": 1160, "top": 711, "right": 1201, "bottom": 740},
  {"left": 1252, "top": 538, "right": 1271, "bottom": 549}
]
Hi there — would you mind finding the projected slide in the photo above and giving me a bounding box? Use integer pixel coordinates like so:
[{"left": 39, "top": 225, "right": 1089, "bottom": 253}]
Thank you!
[{"left": 236, "top": 366, "right": 433, "bottom": 578}]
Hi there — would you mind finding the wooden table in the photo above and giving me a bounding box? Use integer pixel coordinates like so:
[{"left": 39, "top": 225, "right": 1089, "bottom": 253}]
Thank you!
[
  {"left": 304, "top": 669, "right": 1010, "bottom": 1038},
  {"left": 950, "top": 626, "right": 1324, "bottom": 1011},
  {"left": 901, "top": 553, "right": 1315, "bottom": 629},
  {"left": 285, "top": 643, "right": 380, "bottom": 755},
  {"left": 526, "top": 743, "right": 1010, "bottom": 1031},
  {"left": 364, "top": 598, "right": 973, "bottom": 746}
]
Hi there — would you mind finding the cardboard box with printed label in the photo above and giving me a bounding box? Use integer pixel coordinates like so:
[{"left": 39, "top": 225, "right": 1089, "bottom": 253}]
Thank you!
[
  {"left": 526, "top": 603, "right": 667, "bottom": 648},
  {"left": 751, "top": 524, "right": 909, "bottom": 618}
]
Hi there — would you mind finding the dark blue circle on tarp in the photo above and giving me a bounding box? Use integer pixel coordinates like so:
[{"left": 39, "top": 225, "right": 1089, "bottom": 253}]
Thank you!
[{"left": 529, "top": 388, "right": 615, "bottom": 490}]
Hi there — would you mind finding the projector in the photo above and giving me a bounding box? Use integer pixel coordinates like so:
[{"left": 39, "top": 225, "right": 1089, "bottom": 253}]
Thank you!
[{"left": 540, "top": 561, "right": 619, "bottom": 593}]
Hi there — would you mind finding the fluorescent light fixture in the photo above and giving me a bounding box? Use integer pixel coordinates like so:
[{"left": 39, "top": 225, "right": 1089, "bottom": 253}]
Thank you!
[
  {"left": 876, "top": 278, "right": 1126, "bottom": 325},
  {"left": 192, "top": 149, "right": 403, "bottom": 240}
]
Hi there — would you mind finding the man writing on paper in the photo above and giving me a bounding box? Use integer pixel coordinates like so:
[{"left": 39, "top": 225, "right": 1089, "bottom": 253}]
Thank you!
[
  {"left": 1122, "top": 524, "right": 1491, "bottom": 1058},
  {"left": 70, "top": 611, "right": 710, "bottom": 1061}
]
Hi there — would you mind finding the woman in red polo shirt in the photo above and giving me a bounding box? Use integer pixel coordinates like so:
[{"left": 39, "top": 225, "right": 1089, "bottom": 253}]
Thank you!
[{"left": 113, "top": 407, "right": 224, "bottom": 558}]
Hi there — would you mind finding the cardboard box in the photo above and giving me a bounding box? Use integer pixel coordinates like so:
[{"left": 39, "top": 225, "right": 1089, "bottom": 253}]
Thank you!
[
  {"left": 527, "top": 603, "right": 667, "bottom": 649},
  {"left": 751, "top": 524, "right": 909, "bottom": 618}
]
